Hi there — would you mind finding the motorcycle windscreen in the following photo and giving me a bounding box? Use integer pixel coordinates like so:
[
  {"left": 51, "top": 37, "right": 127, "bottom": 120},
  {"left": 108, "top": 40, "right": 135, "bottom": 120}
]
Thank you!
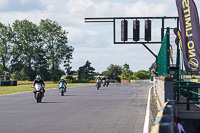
[
  {"left": 59, "top": 83, "right": 65, "bottom": 88},
  {"left": 35, "top": 84, "right": 42, "bottom": 91}
]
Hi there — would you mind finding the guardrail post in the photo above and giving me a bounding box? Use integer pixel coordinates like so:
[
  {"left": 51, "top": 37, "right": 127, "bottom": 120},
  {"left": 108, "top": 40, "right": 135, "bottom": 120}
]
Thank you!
[
  {"left": 151, "top": 101, "right": 175, "bottom": 133},
  {"left": 159, "top": 104, "right": 174, "bottom": 133},
  {"left": 174, "top": 86, "right": 176, "bottom": 100},
  {"left": 177, "top": 84, "right": 180, "bottom": 101},
  {"left": 187, "top": 87, "right": 190, "bottom": 110}
]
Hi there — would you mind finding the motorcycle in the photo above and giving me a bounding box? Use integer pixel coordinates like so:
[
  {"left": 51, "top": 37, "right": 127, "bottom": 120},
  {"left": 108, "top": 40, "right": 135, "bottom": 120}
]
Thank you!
[
  {"left": 58, "top": 82, "right": 66, "bottom": 96},
  {"left": 102, "top": 80, "right": 106, "bottom": 87},
  {"left": 96, "top": 79, "right": 101, "bottom": 90},
  {"left": 106, "top": 79, "right": 109, "bottom": 87},
  {"left": 33, "top": 83, "right": 44, "bottom": 103}
]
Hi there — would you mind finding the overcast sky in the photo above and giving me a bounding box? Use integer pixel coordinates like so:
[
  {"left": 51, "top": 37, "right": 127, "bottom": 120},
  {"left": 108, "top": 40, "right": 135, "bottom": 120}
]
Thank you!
[{"left": 0, "top": 0, "right": 200, "bottom": 73}]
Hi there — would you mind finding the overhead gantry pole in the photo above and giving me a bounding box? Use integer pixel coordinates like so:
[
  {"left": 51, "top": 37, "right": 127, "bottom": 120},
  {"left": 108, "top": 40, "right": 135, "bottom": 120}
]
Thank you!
[{"left": 85, "top": 16, "right": 179, "bottom": 59}]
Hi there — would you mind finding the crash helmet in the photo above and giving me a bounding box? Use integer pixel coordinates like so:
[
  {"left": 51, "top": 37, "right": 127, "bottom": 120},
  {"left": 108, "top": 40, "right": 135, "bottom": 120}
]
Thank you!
[
  {"left": 36, "top": 75, "right": 41, "bottom": 80},
  {"left": 61, "top": 77, "right": 64, "bottom": 80},
  {"left": 98, "top": 75, "right": 100, "bottom": 77}
]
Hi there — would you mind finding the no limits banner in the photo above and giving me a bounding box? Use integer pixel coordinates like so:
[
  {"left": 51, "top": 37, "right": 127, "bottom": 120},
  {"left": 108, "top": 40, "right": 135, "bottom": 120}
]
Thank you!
[{"left": 176, "top": 0, "right": 200, "bottom": 71}]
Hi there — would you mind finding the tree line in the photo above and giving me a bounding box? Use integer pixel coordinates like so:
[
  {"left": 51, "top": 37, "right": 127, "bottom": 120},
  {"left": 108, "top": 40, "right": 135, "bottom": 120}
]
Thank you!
[
  {"left": 102, "top": 63, "right": 151, "bottom": 82},
  {"left": 74, "top": 61, "right": 151, "bottom": 82},
  {"left": 0, "top": 19, "right": 74, "bottom": 81}
]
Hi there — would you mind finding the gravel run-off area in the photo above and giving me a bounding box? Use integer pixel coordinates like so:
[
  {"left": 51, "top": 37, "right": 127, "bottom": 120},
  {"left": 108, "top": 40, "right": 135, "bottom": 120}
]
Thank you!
[{"left": 149, "top": 87, "right": 158, "bottom": 132}]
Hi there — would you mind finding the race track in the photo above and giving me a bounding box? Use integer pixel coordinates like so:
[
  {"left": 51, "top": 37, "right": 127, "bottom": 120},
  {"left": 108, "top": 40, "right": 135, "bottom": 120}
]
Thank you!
[{"left": 0, "top": 83, "right": 151, "bottom": 133}]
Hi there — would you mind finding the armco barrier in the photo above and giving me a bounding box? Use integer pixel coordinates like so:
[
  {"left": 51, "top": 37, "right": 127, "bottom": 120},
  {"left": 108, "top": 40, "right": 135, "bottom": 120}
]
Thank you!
[
  {"left": 150, "top": 101, "right": 175, "bottom": 133},
  {"left": 10, "top": 81, "right": 17, "bottom": 86},
  {"left": 130, "top": 80, "right": 135, "bottom": 83},
  {"left": 0, "top": 81, "right": 17, "bottom": 86},
  {"left": 190, "top": 79, "right": 199, "bottom": 82},
  {"left": 89, "top": 80, "right": 95, "bottom": 83},
  {"left": 71, "top": 81, "right": 89, "bottom": 83}
]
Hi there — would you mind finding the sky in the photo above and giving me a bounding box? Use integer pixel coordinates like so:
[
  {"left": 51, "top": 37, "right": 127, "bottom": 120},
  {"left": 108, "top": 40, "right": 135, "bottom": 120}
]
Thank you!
[{"left": 0, "top": 0, "right": 200, "bottom": 73}]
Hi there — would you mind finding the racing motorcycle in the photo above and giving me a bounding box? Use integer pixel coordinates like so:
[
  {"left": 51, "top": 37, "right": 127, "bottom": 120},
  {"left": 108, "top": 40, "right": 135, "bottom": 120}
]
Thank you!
[
  {"left": 102, "top": 79, "right": 106, "bottom": 87},
  {"left": 96, "top": 79, "right": 101, "bottom": 90},
  {"left": 58, "top": 82, "right": 66, "bottom": 96},
  {"left": 106, "top": 79, "right": 109, "bottom": 87},
  {"left": 33, "top": 83, "right": 44, "bottom": 103}
]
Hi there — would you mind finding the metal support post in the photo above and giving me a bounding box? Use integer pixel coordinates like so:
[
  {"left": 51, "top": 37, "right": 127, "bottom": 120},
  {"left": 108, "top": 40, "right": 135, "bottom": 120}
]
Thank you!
[
  {"left": 142, "top": 43, "right": 157, "bottom": 58},
  {"left": 166, "top": 27, "right": 170, "bottom": 76},
  {"left": 187, "top": 84, "right": 190, "bottom": 110}
]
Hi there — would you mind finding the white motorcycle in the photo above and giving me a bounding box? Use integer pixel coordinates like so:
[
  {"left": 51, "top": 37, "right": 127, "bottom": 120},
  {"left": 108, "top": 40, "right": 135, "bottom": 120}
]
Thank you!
[
  {"left": 96, "top": 79, "right": 101, "bottom": 90},
  {"left": 106, "top": 79, "right": 109, "bottom": 87},
  {"left": 33, "top": 83, "right": 44, "bottom": 103},
  {"left": 102, "top": 80, "right": 106, "bottom": 87},
  {"left": 58, "top": 82, "right": 66, "bottom": 96}
]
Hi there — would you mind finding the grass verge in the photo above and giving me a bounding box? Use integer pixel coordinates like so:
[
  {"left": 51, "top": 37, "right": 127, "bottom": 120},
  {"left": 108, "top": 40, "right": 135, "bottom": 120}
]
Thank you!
[{"left": 0, "top": 83, "right": 94, "bottom": 95}]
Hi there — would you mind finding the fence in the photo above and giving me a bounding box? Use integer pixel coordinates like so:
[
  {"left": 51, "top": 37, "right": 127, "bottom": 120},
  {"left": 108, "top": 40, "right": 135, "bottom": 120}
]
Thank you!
[
  {"left": 174, "top": 81, "right": 200, "bottom": 110},
  {"left": 0, "top": 81, "right": 17, "bottom": 86},
  {"left": 157, "top": 28, "right": 170, "bottom": 77}
]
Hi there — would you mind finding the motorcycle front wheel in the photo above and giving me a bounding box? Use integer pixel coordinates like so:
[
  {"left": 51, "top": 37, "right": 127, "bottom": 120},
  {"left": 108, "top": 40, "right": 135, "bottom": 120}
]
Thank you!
[{"left": 36, "top": 93, "right": 42, "bottom": 103}]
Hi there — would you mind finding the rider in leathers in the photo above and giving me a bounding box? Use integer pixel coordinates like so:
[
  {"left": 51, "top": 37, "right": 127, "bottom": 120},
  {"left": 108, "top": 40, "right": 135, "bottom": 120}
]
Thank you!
[
  {"left": 102, "top": 76, "right": 106, "bottom": 86},
  {"left": 33, "top": 75, "right": 45, "bottom": 97},
  {"left": 95, "top": 75, "right": 102, "bottom": 87},
  {"left": 58, "top": 77, "right": 67, "bottom": 92}
]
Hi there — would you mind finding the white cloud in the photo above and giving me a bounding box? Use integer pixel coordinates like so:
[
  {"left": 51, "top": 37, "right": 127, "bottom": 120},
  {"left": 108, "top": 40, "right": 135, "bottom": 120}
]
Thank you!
[
  {"left": 19, "top": 0, "right": 30, "bottom": 5},
  {"left": 0, "top": 0, "right": 9, "bottom": 9},
  {"left": 64, "top": 27, "right": 85, "bottom": 45},
  {"left": 64, "top": 26, "right": 106, "bottom": 47},
  {"left": 66, "top": 0, "right": 93, "bottom": 14},
  {"left": 125, "top": 1, "right": 165, "bottom": 17}
]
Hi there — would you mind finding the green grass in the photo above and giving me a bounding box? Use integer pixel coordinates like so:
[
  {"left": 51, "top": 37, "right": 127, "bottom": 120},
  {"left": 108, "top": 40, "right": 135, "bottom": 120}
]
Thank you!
[{"left": 0, "top": 83, "right": 94, "bottom": 95}]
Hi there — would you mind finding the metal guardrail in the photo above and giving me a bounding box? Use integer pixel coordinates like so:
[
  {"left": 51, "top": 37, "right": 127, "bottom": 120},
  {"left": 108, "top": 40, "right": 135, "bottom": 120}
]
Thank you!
[
  {"left": 150, "top": 101, "right": 175, "bottom": 133},
  {"left": 135, "top": 80, "right": 150, "bottom": 83},
  {"left": 174, "top": 81, "right": 200, "bottom": 110}
]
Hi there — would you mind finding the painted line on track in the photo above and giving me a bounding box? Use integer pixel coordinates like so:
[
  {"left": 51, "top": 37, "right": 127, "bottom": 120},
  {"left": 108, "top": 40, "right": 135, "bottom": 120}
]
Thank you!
[{"left": 143, "top": 86, "right": 152, "bottom": 133}]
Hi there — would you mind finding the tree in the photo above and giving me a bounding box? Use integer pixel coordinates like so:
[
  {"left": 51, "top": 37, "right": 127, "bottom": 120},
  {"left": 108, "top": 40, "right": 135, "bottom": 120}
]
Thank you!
[
  {"left": 132, "top": 70, "right": 151, "bottom": 80},
  {"left": 33, "top": 47, "right": 49, "bottom": 80},
  {"left": 121, "top": 70, "right": 133, "bottom": 80},
  {"left": 39, "top": 19, "right": 74, "bottom": 81},
  {"left": 0, "top": 23, "right": 13, "bottom": 71},
  {"left": 0, "top": 19, "right": 74, "bottom": 81},
  {"left": 121, "top": 63, "right": 133, "bottom": 80},
  {"left": 78, "top": 61, "right": 95, "bottom": 81},
  {"left": 64, "top": 52, "right": 73, "bottom": 75},
  {"left": 102, "top": 64, "right": 122, "bottom": 82},
  {"left": 123, "top": 63, "right": 130, "bottom": 71},
  {"left": 11, "top": 20, "right": 40, "bottom": 80}
]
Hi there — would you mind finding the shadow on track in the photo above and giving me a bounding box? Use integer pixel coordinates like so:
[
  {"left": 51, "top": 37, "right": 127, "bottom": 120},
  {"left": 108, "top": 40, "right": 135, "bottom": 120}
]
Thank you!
[
  {"left": 62, "top": 95, "right": 77, "bottom": 97},
  {"left": 40, "top": 101, "right": 64, "bottom": 104}
]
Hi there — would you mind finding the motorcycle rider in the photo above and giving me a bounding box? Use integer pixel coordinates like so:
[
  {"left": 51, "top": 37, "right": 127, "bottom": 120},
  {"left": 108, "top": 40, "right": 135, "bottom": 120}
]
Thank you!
[
  {"left": 102, "top": 76, "right": 106, "bottom": 87},
  {"left": 58, "top": 77, "right": 67, "bottom": 92},
  {"left": 95, "top": 75, "right": 102, "bottom": 86},
  {"left": 96, "top": 75, "right": 101, "bottom": 82},
  {"left": 32, "top": 75, "right": 45, "bottom": 97},
  {"left": 106, "top": 76, "right": 110, "bottom": 86},
  {"left": 102, "top": 76, "right": 106, "bottom": 80}
]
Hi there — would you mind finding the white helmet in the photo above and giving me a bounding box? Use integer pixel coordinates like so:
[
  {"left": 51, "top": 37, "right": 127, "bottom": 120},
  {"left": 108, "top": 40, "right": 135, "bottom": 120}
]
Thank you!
[
  {"left": 36, "top": 75, "right": 41, "bottom": 80},
  {"left": 61, "top": 77, "right": 64, "bottom": 80}
]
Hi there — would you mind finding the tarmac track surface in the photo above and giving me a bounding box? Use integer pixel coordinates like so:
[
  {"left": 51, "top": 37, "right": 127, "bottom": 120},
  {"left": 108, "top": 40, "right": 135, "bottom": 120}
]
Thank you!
[{"left": 0, "top": 83, "right": 151, "bottom": 133}]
